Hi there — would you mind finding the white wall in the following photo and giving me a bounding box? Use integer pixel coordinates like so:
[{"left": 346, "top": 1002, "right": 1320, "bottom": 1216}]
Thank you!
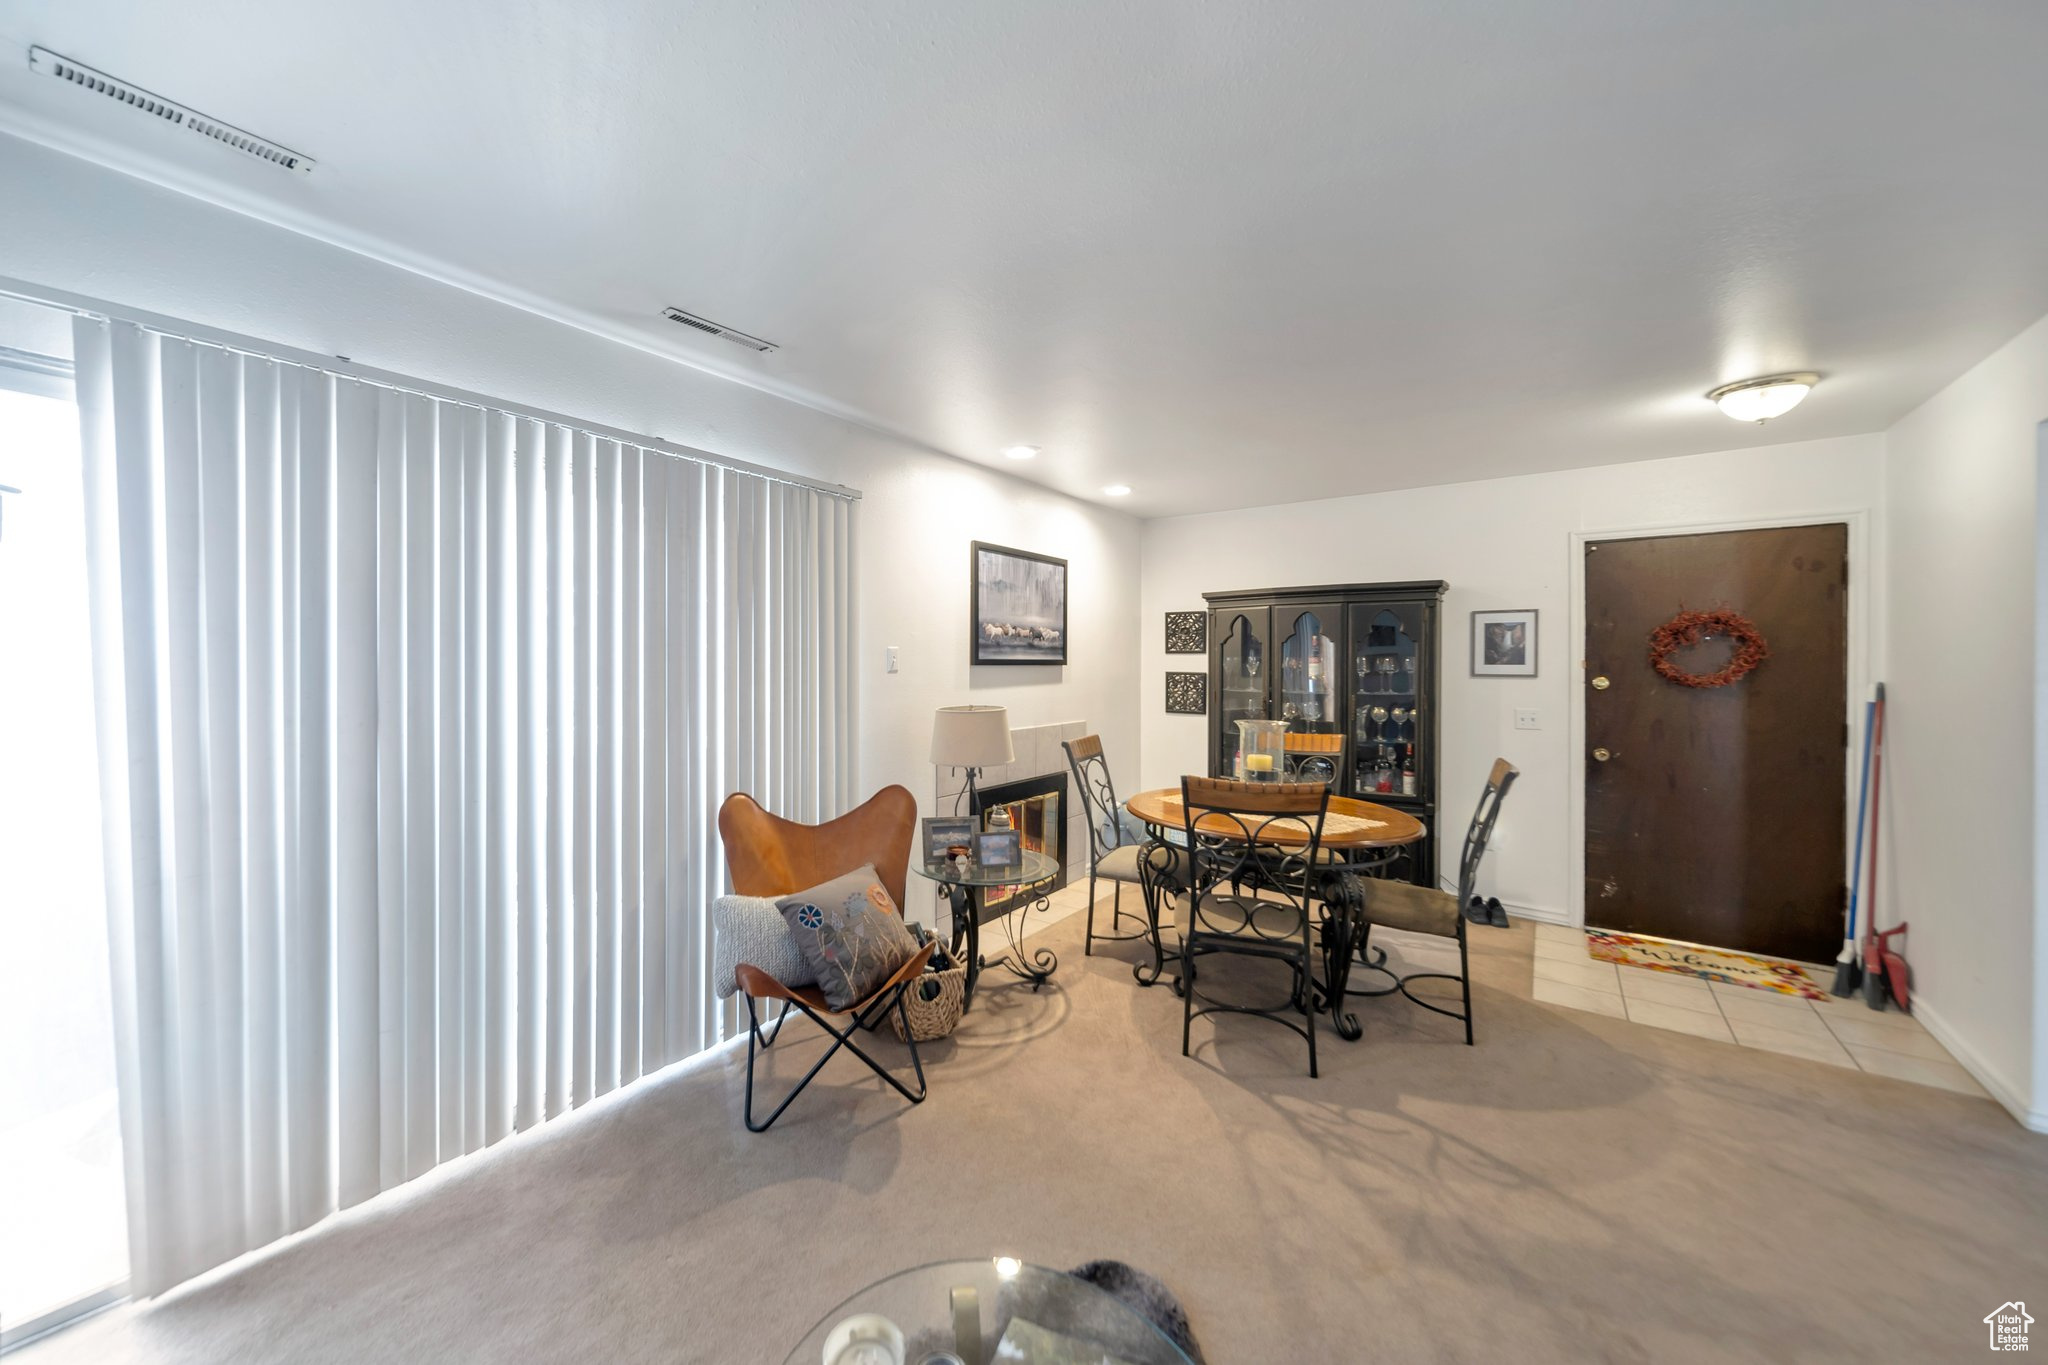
[
  {"left": 1139, "top": 435, "right": 1887, "bottom": 921},
  {"left": 0, "top": 133, "right": 1142, "bottom": 860},
  {"left": 1883, "top": 311, "right": 2048, "bottom": 1130}
]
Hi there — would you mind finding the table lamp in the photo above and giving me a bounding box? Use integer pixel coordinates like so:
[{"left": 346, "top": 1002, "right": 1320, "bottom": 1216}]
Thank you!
[{"left": 931, "top": 704, "right": 1014, "bottom": 815}]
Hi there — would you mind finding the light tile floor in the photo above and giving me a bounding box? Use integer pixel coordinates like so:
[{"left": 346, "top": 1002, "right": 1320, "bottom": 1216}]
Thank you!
[{"left": 1529, "top": 922, "right": 1988, "bottom": 1097}]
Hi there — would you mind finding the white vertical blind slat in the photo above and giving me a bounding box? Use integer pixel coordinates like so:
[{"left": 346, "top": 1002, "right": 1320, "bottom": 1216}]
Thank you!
[
  {"left": 72, "top": 319, "right": 858, "bottom": 1298},
  {"left": 638, "top": 453, "right": 667, "bottom": 1070},
  {"left": 484, "top": 412, "right": 517, "bottom": 1145},
  {"left": 544, "top": 425, "right": 573, "bottom": 1121},
  {"left": 334, "top": 378, "right": 381, "bottom": 1209},
  {"left": 240, "top": 358, "right": 287, "bottom": 1244},
  {"left": 373, "top": 389, "right": 408, "bottom": 1191},
  {"left": 619, "top": 446, "right": 643, "bottom": 1086},
  {"left": 593, "top": 440, "right": 618, "bottom": 1097}
]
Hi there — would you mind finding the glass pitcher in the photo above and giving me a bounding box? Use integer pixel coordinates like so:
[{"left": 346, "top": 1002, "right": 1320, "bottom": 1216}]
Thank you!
[{"left": 1234, "top": 718, "right": 1290, "bottom": 781}]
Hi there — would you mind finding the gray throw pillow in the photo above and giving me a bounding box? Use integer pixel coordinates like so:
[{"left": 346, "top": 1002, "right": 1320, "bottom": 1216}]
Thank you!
[
  {"left": 710, "top": 895, "right": 815, "bottom": 1000},
  {"left": 776, "top": 864, "right": 920, "bottom": 1011}
]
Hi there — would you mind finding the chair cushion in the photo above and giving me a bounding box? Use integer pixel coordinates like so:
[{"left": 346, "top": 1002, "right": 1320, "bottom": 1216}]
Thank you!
[
  {"left": 1096, "top": 841, "right": 1186, "bottom": 888},
  {"left": 711, "top": 895, "right": 815, "bottom": 1000},
  {"left": 1364, "top": 879, "right": 1462, "bottom": 939},
  {"left": 776, "top": 864, "right": 921, "bottom": 1011}
]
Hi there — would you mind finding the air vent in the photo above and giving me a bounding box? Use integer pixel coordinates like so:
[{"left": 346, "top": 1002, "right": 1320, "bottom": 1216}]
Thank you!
[
  {"left": 660, "top": 307, "right": 778, "bottom": 353},
  {"left": 28, "top": 47, "right": 315, "bottom": 175}
]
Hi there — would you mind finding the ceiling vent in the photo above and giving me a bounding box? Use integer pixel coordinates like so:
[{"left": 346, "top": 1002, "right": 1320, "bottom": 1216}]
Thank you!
[
  {"left": 660, "top": 307, "right": 778, "bottom": 353},
  {"left": 28, "top": 46, "right": 315, "bottom": 175}
]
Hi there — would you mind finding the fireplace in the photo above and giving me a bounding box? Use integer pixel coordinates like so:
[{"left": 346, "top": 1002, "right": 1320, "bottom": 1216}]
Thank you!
[{"left": 971, "top": 771, "right": 1068, "bottom": 923}]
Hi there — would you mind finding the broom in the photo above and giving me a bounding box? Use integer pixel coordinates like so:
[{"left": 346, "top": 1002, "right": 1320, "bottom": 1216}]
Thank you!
[
  {"left": 1832, "top": 694, "right": 1877, "bottom": 997},
  {"left": 1861, "top": 683, "right": 1890, "bottom": 1010}
]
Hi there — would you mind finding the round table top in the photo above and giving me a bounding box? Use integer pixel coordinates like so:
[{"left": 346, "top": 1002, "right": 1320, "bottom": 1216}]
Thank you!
[
  {"left": 783, "top": 1258, "right": 1194, "bottom": 1365},
  {"left": 1126, "top": 786, "right": 1425, "bottom": 848},
  {"left": 907, "top": 847, "right": 1059, "bottom": 889}
]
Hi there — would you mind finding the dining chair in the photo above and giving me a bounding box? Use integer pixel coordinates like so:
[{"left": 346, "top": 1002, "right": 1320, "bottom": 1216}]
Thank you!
[
  {"left": 717, "top": 786, "right": 936, "bottom": 1132},
  {"left": 1176, "top": 776, "right": 1331, "bottom": 1077},
  {"left": 1350, "top": 758, "right": 1517, "bottom": 1044},
  {"left": 1062, "top": 736, "right": 1181, "bottom": 959}
]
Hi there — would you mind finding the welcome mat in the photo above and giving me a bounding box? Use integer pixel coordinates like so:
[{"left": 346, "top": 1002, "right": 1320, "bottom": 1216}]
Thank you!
[{"left": 1585, "top": 930, "right": 1828, "bottom": 999}]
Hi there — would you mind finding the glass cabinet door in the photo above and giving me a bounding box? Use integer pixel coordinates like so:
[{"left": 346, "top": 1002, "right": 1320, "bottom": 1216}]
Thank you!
[
  {"left": 1213, "top": 610, "right": 1269, "bottom": 778},
  {"left": 1348, "top": 603, "right": 1427, "bottom": 799},
  {"left": 1276, "top": 606, "right": 1341, "bottom": 734}
]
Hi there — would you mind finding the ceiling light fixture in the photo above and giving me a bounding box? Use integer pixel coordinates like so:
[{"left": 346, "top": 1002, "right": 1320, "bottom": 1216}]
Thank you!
[
  {"left": 1102, "top": 484, "right": 1132, "bottom": 497},
  {"left": 1707, "top": 372, "right": 1820, "bottom": 424},
  {"left": 1001, "top": 445, "right": 1040, "bottom": 461}
]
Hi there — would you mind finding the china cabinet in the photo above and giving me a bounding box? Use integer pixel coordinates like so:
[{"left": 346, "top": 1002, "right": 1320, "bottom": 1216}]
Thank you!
[{"left": 1204, "top": 581, "right": 1448, "bottom": 886}]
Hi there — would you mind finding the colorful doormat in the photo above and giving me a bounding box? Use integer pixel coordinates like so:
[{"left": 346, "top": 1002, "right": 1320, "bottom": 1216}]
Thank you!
[{"left": 1585, "top": 930, "right": 1828, "bottom": 999}]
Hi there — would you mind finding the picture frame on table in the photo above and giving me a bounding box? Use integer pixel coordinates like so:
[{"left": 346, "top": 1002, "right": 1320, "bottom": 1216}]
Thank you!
[
  {"left": 922, "top": 816, "right": 976, "bottom": 864},
  {"left": 1471, "top": 608, "right": 1538, "bottom": 677},
  {"left": 974, "top": 830, "right": 1023, "bottom": 873},
  {"left": 971, "top": 542, "right": 1067, "bottom": 666}
]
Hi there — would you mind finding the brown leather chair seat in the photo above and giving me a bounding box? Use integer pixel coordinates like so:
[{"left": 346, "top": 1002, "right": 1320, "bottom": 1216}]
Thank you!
[{"left": 1360, "top": 879, "right": 1461, "bottom": 939}]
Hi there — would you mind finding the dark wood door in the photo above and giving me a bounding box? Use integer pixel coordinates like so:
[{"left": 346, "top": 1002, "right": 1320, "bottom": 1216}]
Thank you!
[{"left": 1584, "top": 525, "right": 1847, "bottom": 962}]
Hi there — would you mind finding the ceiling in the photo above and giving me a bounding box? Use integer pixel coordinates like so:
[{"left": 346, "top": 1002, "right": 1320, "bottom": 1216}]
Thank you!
[{"left": 2, "top": 2, "right": 2045, "bottom": 518}]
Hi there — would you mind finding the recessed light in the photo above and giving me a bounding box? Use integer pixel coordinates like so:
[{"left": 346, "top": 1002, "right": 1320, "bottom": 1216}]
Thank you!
[
  {"left": 1102, "top": 484, "right": 1132, "bottom": 497},
  {"left": 1707, "top": 373, "right": 1820, "bottom": 423},
  {"left": 1001, "top": 445, "right": 1040, "bottom": 461}
]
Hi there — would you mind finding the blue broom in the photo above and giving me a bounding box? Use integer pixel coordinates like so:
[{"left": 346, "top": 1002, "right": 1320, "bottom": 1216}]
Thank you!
[{"left": 1833, "top": 696, "right": 1876, "bottom": 997}]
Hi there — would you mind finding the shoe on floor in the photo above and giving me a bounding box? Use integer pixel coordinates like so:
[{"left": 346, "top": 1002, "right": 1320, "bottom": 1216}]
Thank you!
[
  {"left": 1486, "top": 896, "right": 1510, "bottom": 928},
  {"left": 1465, "top": 895, "right": 1490, "bottom": 925}
]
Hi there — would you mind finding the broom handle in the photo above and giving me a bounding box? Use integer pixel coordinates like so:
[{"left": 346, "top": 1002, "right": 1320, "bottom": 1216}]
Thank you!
[
  {"left": 1845, "top": 699, "right": 1875, "bottom": 945},
  {"left": 1864, "top": 683, "right": 1885, "bottom": 944}
]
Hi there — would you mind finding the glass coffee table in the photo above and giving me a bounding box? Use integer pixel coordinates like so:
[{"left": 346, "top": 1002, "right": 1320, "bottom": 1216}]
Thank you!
[
  {"left": 784, "top": 1258, "right": 1194, "bottom": 1365},
  {"left": 909, "top": 850, "right": 1060, "bottom": 1010}
]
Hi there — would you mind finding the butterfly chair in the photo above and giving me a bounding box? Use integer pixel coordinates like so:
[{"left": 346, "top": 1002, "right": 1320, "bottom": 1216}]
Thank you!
[
  {"left": 1351, "top": 758, "right": 1518, "bottom": 1044},
  {"left": 717, "top": 786, "right": 936, "bottom": 1132},
  {"left": 1177, "top": 777, "right": 1331, "bottom": 1078}
]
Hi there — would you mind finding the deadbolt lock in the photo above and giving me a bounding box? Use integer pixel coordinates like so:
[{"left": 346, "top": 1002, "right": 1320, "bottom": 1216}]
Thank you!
[
  {"left": 1592, "top": 747, "right": 1613, "bottom": 762},
  {"left": 1591, "top": 675, "right": 1610, "bottom": 690}
]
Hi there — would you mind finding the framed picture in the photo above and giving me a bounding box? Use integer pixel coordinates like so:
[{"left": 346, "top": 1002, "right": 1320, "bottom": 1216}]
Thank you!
[
  {"left": 1471, "top": 609, "right": 1538, "bottom": 677},
  {"left": 921, "top": 816, "right": 975, "bottom": 864},
  {"left": 974, "top": 830, "right": 1022, "bottom": 873},
  {"left": 972, "top": 542, "right": 1067, "bottom": 666},
  {"left": 1164, "top": 611, "right": 1207, "bottom": 654},
  {"left": 1164, "top": 671, "right": 1207, "bottom": 714}
]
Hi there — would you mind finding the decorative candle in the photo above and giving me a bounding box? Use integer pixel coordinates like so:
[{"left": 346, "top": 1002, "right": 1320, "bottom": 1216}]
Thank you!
[{"left": 1245, "top": 753, "right": 1274, "bottom": 772}]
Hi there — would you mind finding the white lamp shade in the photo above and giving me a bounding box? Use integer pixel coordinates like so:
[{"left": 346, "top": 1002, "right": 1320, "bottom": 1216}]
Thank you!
[{"left": 931, "top": 705, "right": 1014, "bottom": 768}]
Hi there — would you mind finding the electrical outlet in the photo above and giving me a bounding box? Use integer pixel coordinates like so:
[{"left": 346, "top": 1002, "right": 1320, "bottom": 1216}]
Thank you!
[
  {"left": 885, "top": 645, "right": 900, "bottom": 674},
  {"left": 1514, "top": 708, "right": 1540, "bottom": 730}
]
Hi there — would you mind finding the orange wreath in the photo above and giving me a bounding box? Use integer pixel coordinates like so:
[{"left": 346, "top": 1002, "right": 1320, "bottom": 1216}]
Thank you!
[{"left": 1649, "top": 608, "right": 1769, "bottom": 689}]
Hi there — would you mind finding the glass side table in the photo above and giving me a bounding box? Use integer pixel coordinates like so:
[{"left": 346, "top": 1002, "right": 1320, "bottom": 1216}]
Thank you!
[
  {"left": 784, "top": 1258, "right": 1194, "bottom": 1365},
  {"left": 908, "top": 849, "right": 1059, "bottom": 1011}
]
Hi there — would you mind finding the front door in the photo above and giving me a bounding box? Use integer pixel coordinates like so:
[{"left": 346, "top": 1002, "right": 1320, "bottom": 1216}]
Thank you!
[{"left": 1584, "top": 524, "right": 1848, "bottom": 962}]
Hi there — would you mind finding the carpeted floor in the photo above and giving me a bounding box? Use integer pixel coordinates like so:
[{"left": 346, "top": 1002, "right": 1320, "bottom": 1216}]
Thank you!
[{"left": 23, "top": 909, "right": 2047, "bottom": 1364}]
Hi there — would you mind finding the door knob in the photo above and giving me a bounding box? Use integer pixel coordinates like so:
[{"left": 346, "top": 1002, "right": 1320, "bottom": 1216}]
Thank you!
[
  {"left": 1591, "top": 675, "right": 1610, "bottom": 690},
  {"left": 1591, "top": 747, "right": 1613, "bottom": 762}
]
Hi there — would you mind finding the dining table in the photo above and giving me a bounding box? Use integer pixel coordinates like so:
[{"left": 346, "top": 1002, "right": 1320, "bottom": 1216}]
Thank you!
[{"left": 1124, "top": 785, "right": 1427, "bottom": 1040}]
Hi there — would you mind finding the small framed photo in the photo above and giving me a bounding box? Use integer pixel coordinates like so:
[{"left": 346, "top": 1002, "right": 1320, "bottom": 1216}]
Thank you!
[
  {"left": 974, "top": 830, "right": 1022, "bottom": 873},
  {"left": 922, "top": 816, "right": 975, "bottom": 863},
  {"left": 1471, "top": 609, "right": 1538, "bottom": 677}
]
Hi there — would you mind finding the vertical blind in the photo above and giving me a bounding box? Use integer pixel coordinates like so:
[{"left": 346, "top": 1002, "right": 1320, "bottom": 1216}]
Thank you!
[{"left": 72, "top": 316, "right": 856, "bottom": 1296}]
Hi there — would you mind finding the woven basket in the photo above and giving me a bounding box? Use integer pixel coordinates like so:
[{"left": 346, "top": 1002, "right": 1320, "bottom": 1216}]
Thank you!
[{"left": 890, "top": 965, "right": 968, "bottom": 1042}]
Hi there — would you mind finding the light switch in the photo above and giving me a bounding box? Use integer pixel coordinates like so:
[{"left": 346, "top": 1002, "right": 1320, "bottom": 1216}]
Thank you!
[
  {"left": 1514, "top": 708, "right": 1539, "bottom": 730},
  {"left": 885, "top": 645, "right": 900, "bottom": 674}
]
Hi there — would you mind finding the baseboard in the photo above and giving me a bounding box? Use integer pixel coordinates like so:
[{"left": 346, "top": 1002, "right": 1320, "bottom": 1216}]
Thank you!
[
  {"left": 1910, "top": 998, "right": 2046, "bottom": 1133},
  {"left": 1502, "top": 901, "right": 1572, "bottom": 927}
]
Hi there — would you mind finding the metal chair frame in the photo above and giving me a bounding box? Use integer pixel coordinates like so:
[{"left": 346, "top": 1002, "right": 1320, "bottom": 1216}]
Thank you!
[
  {"left": 1062, "top": 736, "right": 1157, "bottom": 957},
  {"left": 1350, "top": 759, "right": 1518, "bottom": 1045},
  {"left": 741, "top": 981, "right": 929, "bottom": 1133},
  {"left": 1177, "top": 777, "right": 1331, "bottom": 1077}
]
